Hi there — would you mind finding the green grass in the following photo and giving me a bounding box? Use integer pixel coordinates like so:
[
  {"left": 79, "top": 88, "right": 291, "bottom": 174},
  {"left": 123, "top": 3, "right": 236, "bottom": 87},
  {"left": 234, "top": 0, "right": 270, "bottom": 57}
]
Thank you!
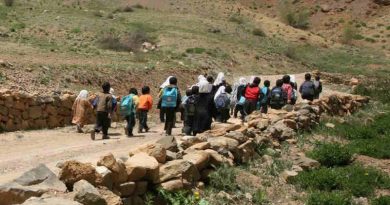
[
  {"left": 372, "top": 196, "right": 390, "bottom": 205},
  {"left": 292, "top": 165, "right": 390, "bottom": 197},
  {"left": 307, "top": 143, "right": 352, "bottom": 167},
  {"left": 208, "top": 165, "right": 238, "bottom": 192},
  {"left": 307, "top": 192, "right": 351, "bottom": 205},
  {"left": 185, "top": 47, "right": 206, "bottom": 54}
]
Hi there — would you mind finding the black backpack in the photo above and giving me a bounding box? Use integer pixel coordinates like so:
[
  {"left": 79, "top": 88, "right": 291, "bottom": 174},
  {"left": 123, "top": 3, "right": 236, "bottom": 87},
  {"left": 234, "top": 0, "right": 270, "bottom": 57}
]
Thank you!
[
  {"left": 270, "top": 87, "right": 286, "bottom": 106},
  {"left": 301, "top": 81, "right": 315, "bottom": 97},
  {"left": 185, "top": 95, "right": 197, "bottom": 116}
]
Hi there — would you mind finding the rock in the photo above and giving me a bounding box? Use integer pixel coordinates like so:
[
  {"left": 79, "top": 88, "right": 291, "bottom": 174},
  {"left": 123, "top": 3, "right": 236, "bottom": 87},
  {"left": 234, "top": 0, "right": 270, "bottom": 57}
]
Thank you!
[
  {"left": 182, "top": 151, "right": 210, "bottom": 170},
  {"left": 226, "top": 123, "right": 243, "bottom": 132},
  {"left": 159, "top": 179, "right": 191, "bottom": 191},
  {"left": 257, "top": 119, "right": 270, "bottom": 131},
  {"left": 117, "top": 182, "right": 135, "bottom": 197},
  {"left": 261, "top": 155, "right": 273, "bottom": 166},
  {"left": 129, "top": 143, "right": 166, "bottom": 163},
  {"left": 185, "top": 142, "right": 210, "bottom": 152},
  {"left": 95, "top": 166, "right": 113, "bottom": 190},
  {"left": 204, "top": 149, "right": 234, "bottom": 166},
  {"left": 350, "top": 78, "right": 359, "bottom": 86},
  {"left": 97, "top": 154, "right": 128, "bottom": 185},
  {"left": 217, "top": 191, "right": 233, "bottom": 201},
  {"left": 28, "top": 106, "right": 42, "bottom": 120},
  {"left": 320, "top": 4, "right": 331, "bottom": 12},
  {"left": 158, "top": 160, "right": 200, "bottom": 183},
  {"left": 352, "top": 197, "right": 369, "bottom": 205},
  {"left": 207, "top": 137, "right": 239, "bottom": 152},
  {"left": 283, "top": 119, "right": 297, "bottom": 130},
  {"left": 133, "top": 181, "right": 148, "bottom": 196},
  {"left": 122, "top": 196, "right": 144, "bottom": 205},
  {"left": 224, "top": 131, "right": 248, "bottom": 143},
  {"left": 269, "top": 121, "right": 296, "bottom": 140},
  {"left": 73, "top": 180, "right": 106, "bottom": 205},
  {"left": 166, "top": 150, "right": 178, "bottom": 161},
  {"left": 13, "top": 164, "right": 66, "bottom": 192},
  {"left": 236, "top": 139, "right": 256, "bottom": 163},
  {"left": 281, "top": 170, "right": 298, "bottom": 182},
  {"left": 125, "top": 153, "right": 159, "bottom": 183},
  {"left": 156, "top": 135, "right": 178, "bottom": 152},
  {"left": 22, "top": 197, "right": 82, "bottom": 205},
  {"left": 98, "top": 187, "right": 123, "bottom": 205},
  {"left": 0, "top": 183, "right": 43, "bottom": 205},
  {"left": 325, "top": 123, "right": 335, "bottom": 128},
  {"left": 180, "top": 135, "right": 207, "bottom": 149},
  {"left": 294, "top": 156, "right": 320, "bottom": 170},
  {"left": 59, "top": 161, "right": 99, "bottom": 190},
  {"left": 373, "top": 0, "right": 390, "bottom": 6}
]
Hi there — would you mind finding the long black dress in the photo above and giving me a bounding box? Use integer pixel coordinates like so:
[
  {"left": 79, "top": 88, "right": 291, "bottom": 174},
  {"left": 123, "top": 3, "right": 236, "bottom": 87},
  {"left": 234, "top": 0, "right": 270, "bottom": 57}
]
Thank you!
[{"left": 192, "top": 93, "right": 215, "bottom": 135}]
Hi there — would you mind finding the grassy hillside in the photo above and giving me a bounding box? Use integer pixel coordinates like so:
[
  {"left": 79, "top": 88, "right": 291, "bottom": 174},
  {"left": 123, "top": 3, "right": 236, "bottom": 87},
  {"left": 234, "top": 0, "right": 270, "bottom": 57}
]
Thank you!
[{"left": 0, "top": 0, "right": 389, "bottom": 94}]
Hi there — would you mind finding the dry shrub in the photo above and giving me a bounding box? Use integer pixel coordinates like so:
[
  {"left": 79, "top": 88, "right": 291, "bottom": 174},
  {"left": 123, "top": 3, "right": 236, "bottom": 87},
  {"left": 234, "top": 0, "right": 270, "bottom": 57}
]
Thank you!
[{"left": 99, "top": 31, "right": 153, "bottom": 52}]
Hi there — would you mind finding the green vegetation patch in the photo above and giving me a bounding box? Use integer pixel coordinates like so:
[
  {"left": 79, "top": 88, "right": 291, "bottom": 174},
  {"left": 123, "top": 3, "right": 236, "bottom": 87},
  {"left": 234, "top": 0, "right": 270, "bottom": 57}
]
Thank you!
[
  {"left": 372, "top": 196, "right": 390, "bottom": 205},
  {"left": 208, "top": 165, "right": 238, "bottom": 192},
  {"left": 307, "top": 143, "right": 352, "bottom": 167},
  {"left": 186, "top": 47, "right": 206, "bottom": 54},
  {"left": 292, "top": 165, "right": 390, "bottom": 197},
  {"left": 307, "top": 191, "right": 351, "bottom": 205}
]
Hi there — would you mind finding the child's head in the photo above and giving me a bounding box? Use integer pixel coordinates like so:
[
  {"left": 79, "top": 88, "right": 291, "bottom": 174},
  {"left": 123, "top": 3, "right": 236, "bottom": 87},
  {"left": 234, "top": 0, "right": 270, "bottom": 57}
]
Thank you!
[
  {"left": 102, "top": 82, "right": 111, "bottom": 93},
  {"left": 191, "top": 86, "right": 199, "bottom": 95},
  {"left": 129, "top": 88, "right": 138, "bottom": 95},
  {"left": 207, "top": 76, "right": 214, "bottom": 84},
  {"left": 185, "top": 89, "right": 192, "bottom": 96},
  {"left": 142, "top": 86, "right": 150, "bottom": 94},
  {"left": 305, "top": 73, "right": 312, "bottom": 81},
  {"left": 276, "top": 79, "right": 283, "bottom": 87},
  {"left": 282, "top": 75, "right": 290, "bottom": 84},
  {"left": 169, "top": 76, "right": 177, "bottom": 85},
  {"left": 264, "top": 80, "right": 270, "bottom": 87},
  {"left": 315, "top": 75, "right": 320, "bottom": 81},
  {"left": 253, "top": 77, "right": 261, "bottom": 86},
  {"left": 225, "top": 85, "right": 232, "bottom": 94}
]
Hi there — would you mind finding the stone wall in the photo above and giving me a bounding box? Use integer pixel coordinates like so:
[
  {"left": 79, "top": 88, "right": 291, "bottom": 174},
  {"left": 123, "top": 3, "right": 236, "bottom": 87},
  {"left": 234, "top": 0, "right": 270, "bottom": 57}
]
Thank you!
[{"left": 0, "top": 93, "right": 370, "bottom": 205}]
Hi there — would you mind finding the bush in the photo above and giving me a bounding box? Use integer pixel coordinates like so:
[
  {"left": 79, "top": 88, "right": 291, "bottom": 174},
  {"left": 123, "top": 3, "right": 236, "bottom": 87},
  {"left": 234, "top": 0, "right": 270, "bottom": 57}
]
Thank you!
[
  {"left": 307, "top": 192, "right": 351, "bottom": 205},
  {"left": 252, "top": 28, "right": 266, "bottom": 37},
  {"left": 353, "top": 77, "right": 390, "bottom": 104},
  {"left": 157, "top": 189, "right": 197, "bottom": 205},
  {"left": 308, "top": 143, "right": 352, "bottom": 167},
  {"left": 99, "top": 31, "right": 154, "bottom": 52},
  {"left": 279, "top": 0, "right": 310, "bottom": 29},
  {"left": 3, "top": 0, "right": 13, "bottom": 7},
  {"left": 208, "top": 165, "right": 238, "bottom": 191},
  {"left": 372, "top": 196, "right": 390, "bottom": 205},
  {"left": 292, "top": 165, "right": 390, "bottom": 197}
]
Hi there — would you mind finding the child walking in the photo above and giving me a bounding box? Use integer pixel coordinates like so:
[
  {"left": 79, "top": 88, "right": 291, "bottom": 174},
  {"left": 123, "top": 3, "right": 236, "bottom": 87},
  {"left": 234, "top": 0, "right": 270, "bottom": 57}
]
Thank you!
[{"left": 138, "top": 86, "right": 153, "bottom": 133}]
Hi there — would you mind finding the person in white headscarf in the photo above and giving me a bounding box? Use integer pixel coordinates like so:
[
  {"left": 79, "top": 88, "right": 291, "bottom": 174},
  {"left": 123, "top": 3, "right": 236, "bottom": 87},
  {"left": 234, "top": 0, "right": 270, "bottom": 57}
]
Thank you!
[
  {"left": 160, "top": 76, "right": 174, "bottom": 89},
  {"left": 72, "top": 90, "right": 93, "bottom": 133},
  {"left": 213, "top": 72, "right": 225, "bottom": 86},
  {"left": 192, "top": 80, "right": 216, "bottom": 134},
  {"left": 214, "top": 85, "right": 233, "bottom": 123},
  {"left": 233, "top": 77, "right": 248, "bottom": 119}
]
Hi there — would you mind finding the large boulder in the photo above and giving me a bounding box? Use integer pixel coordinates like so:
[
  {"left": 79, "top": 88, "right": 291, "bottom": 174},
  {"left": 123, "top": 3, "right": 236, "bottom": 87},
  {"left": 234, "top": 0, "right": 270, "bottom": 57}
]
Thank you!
[
  {"left": 204, "top": 149, "right": 234, "bottom": 166},
  {"left": 207, "top": 137, "right": 239, "bottom": 152},
  {"left": 182, "top": 151, "right": 210, "bottom": 170},
  {"left": 224, "top": 131, "right": 248, "bottom": 143},
  {"left": 158, "top": 160, "right": 200, "bottom": 183},
  {"left": 22, "top": 197, "right": 82, "bottom": 205},
  {"left": 236, "top": 139, "right": 256, "bottom": 163},
  {"left": 0, "top": 183, "right": 43, "bottom": 205},
  {"left": 97, "top": 153, "right": 128, "bottom": 185},
  {"left": 185, "top": 142, "right": 210, "bottom": 153},
  {"left": 59, "top": 161, "right": 99, "bottom": 190},
  {"left": 129, "top": 143, "right": 166, "bottom": 163},
  {"left": 180, "top": 135, "right": 207, "bottom": 149},
  {"left": 73, "top": 180, "right": 106, "bottom": 205},
  {"left": 125, "top": 153, "right": 159, "bottom": 183},
  {"left": 13, "top": 164, "right": 66, "bottom": 192},
  {"left": 95, "top": 166, "right": 113, "bottom": 190},
  {"left": 116, "top": 182, "right": 135, "bottom": 197}
]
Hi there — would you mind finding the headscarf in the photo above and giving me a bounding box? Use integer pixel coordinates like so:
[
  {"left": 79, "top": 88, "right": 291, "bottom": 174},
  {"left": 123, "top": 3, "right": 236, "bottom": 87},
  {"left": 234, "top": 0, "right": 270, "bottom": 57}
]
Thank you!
[
  {"left": 289, "top": 75, "right": 296, "bottom": 83},
  {"left": 76, "top": 90, "right": 88, "bottom": 100},
  {"left": 109, "top": 88, "right": 115, "bottom": 96},
  {"left": 198, "top": 79, "right": 213, "bottom": 94},
  {"left": 214, "top": 86, "right": 226, "bottom": 100},
  {"left": 213, "top": 72, "right": 225, "bottom": 86},
  {"left": 239, "top": 77, "right": 247, "bottom": 85},
  {"left": 160, "top": 76, "right": 173, "bottom": 89}
]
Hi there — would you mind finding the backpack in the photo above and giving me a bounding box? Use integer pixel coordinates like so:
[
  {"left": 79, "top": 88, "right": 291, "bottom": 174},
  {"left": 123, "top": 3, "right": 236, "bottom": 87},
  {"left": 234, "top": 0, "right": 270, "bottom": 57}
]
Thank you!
[
  {"left": 215, "top": 93, "right": 230, "bottom": 109},
  {"left": 185, "top": 95, "right": 197, "bottom": 116},
  {"left": 120, "top": 94, "right": 134, "bottom": 117},
  {"left": 259, "top": 87, "right": 270, "bottom": 105},
  {"left": 301, "top": 81, "right": 315, "bottom": 97},
  {"left": 161, "top": 87, "right": 178, "bottom": 108},
  {"left": 270, "top": 87, "right": 286, "bottom": 106}
]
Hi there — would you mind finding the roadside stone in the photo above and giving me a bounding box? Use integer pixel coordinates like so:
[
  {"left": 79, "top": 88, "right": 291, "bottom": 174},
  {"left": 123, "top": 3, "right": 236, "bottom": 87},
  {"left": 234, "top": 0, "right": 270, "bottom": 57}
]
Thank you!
[
  {"left": 117, "top": 182, "right": 135, "bottom": 197},
  {"left": 22, "top": 197, "right": 82, "bottom": 205},
  {"left": 133, "top": 181, "right": 148, "bottom": 195},
  {"left": 125, "top": 153, "right": 159, "bottom": 183},
  {"left": 158, "top": 159, "right": 200, "bottom": 183},
  {"left": 182, "top": 150, "right": 210, "bottom": 170},
  {"left": 98, "top": 187, "right": 123, "bottom": 205},
  {"left": 204, "top": 149, "right": 234, "bottom": 166},
  {"left": 0, "top": 183, "right": 43, "bottom": 205},
  {"left": 294, "top": 156, "right": 320, "bottom": 170},
  {"left": 97, "top": 153, "right": 127, "bottom": 185},
  {"left": 281, "top": 170, "right": 298, "bottom": 182},
  {"left": 129, "top": 143, "right": 167, "bottom": 163},
  {"left": 122, "top": 196, "right": 144, "bottom": 205},
  {"left": 95, "top": 166, "right": 113, "bottom": 190},
  {"left": 208, "top": 137, "right": 239, "bottom": 152},
  {"left": 73, "top": 180, "right": 106, "bottom": 205},
  {"left": 166, "top": 150, "right": 178, "bottom": 161},
  {"left": 59, "top": 161, "right": 99, "bottom": 190},
  {"left": 156, "top": 135, "right": 178, "bottom": 152},
  {"left": 185, "top": 142, "right": 210, "bottom": 152},
  {"left": 225, "top": 131, "right": 248, "bottom": 143},
  {"left": 159, "top": 179, "right": 191, "bottom": 191}
]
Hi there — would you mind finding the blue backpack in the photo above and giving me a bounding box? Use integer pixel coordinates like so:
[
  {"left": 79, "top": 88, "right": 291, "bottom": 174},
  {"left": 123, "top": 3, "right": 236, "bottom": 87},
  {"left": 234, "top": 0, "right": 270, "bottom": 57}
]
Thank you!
[
  {"left": 120, "top": 94, "right": 135, "bottom": 117},
  {"left": 215, "top": 93, "right": 229, "bottom": 109},
  {"left": 161, "top": 87, "right": 178, "bottom": 108},
  {"left": 260, "top": 87, "right": 270, "bottom": 104}
]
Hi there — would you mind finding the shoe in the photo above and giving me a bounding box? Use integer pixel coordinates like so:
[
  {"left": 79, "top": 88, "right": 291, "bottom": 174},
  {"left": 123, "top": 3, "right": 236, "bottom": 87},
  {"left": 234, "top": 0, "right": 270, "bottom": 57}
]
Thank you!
[
  {"left": 127, "top": 133, "right": 134, "bottom": 137},
  {"left": 145, "top": 127, "right": 150, "bottom": 133},
  {"left": 124, "top": 127, "right": 129, "bottom": 136},
  {"left": 77, "top": 125, "right": 83, "bottom": 133},
  {"left": 102, "top": 135, "right": 110, "bottom": 140},
  {"left": 90, "top": 130, "right": 96, "bottom": 140}
]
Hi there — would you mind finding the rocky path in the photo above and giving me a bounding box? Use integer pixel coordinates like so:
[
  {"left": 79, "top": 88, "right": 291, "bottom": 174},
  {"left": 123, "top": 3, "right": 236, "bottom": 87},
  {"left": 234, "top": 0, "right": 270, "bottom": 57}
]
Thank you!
[{"left": 0, "top": 122, "right": 174, "bottom": 184}]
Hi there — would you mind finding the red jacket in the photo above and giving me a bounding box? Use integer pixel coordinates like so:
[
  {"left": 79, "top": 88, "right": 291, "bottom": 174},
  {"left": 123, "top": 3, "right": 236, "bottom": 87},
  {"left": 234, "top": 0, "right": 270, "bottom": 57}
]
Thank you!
[
  {"left": 244, "top": 86, "right": 260, "bottom": 100},
  {"left": 282, "top": 83, "right": 293, "bottom": 101}
]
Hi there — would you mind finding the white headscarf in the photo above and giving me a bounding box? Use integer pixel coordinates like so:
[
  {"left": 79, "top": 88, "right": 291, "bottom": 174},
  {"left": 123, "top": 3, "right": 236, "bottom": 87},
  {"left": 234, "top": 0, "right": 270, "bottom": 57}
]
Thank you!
[
  {"left": 109, "top": 88, "right": 115, "bottom": 95},
  {"left": 196, "top": 75, "right": 207, "bottom": 86},
  {"left": 160, "top": 76, "right": 173, "bottom": 89},
  {"left": 239, "top": 77, "right": 247, "bottom": 85},
  {"left": 214, "top": 86, "right": 226, "bottom": 100},
  {"left": 213, "top": 72, "right": 225, "bottom": 86},
  {"left": 76, "top": 90, "right": 88, "bottom": 100},
  {"left": 289, "top": 75, "right": 296, "bottom": 83},
  {"left": 198, "top": 78, "right": 213, "bottom": 94}
]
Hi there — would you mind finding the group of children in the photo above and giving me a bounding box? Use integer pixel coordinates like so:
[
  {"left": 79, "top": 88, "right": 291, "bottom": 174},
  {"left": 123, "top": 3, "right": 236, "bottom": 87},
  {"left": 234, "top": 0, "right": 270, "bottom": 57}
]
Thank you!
[{"left": 71, "top": 73, "right": 323, "bottom": 139}]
